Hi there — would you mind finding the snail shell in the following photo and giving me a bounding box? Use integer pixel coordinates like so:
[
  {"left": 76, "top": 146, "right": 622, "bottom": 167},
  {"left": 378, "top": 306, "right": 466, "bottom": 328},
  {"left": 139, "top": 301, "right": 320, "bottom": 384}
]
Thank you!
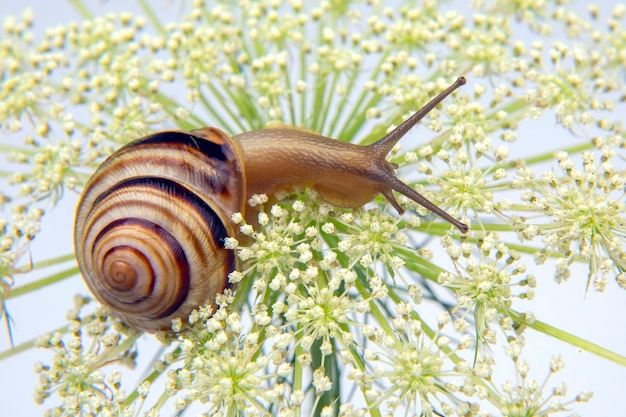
[{"left": 74, "top": 128, "right": 243, "bottom": 332}]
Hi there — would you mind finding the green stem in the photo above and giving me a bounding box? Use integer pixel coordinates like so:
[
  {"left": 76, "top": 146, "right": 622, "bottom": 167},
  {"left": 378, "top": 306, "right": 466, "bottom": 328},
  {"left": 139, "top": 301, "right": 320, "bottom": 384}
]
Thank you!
[
  {"left": 310, "top": 69, "right": 330, "bottom": 133},
  {"left": 67, "top": 0, "right": 93, "bottom": 19},
  {"left": 93, "top": 329, "right": 142, "bottom": 369},
  {"left": 31, "top": 254, "right": 76, "bottom": 270},
  {"left": 494, "top": 141, "right": 594, "bottom": 171},
  {"left": 0, "top": 329, "right": 47, "bottom": 360},
  {"left": 298, "top": 44, "right": 307, "bottom": 127},
  {"left": 336, "top": 50, "right": 390, "bottom": 143},
  {"left": 8, "top": 266, "right": 79, "bottom": 299},
  {"left": 149, "top": 91, "right": 206, "bottom": 130},
  {"left": 326, "top": 67, "right": 359, "bottom": 139},
  {"left": 230, "top": 266, "right": 257, "bottom": 313},
  {"left": 136, "top": 0, "right": 166, "bottom": 36},
  {"left": 346, "top": 344, "right": 382, "bottom": 417},
  {"left": 0, "top": 315, "right": 87, "bottom": 360},
  {"left": 522, "top": 141, "right": 594, "bottom": 167},
  {"left": 124, "top": 346, "right": 181, "bottom": 406},
  {"left": 292, "top": 327, "right": 303, "bottom": 416},
  {"left": 352, "top": 273, "right": 395, "bottom": 339},
  {"left": 198, "top": 85, "right": 238, "bottom": 132},
  {"left": 509, "top": 311, "right": 626, "bottom": 366},
  {"left": 316, "top": 66, "right": 340, "bottom": 136}
]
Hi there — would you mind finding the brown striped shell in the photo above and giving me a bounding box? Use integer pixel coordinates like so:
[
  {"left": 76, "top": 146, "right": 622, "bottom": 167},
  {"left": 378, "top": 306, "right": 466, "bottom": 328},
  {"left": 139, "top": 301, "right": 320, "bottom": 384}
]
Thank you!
[{"left": 74, "top": 127, "right": 245, "bottom": 332}]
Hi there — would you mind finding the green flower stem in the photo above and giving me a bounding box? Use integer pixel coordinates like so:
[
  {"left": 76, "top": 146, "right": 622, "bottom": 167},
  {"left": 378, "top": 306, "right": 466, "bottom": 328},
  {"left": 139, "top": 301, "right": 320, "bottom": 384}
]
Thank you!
[
  {"left": 31, "top": 253, "right": 76, "bottom": 269},
  {"left": 292, "top": 327, "right": 303, "bottom": 416},
  {"left": 298, "top": 49, "right": 307, "bottom": 127},
  {"left": 0, "top": 335, "right": 35, "bottom": 360},
  {"left": 325, "top": 67, "right": 360, "bottom": 139},
  {"left": 150, "top": 391, "right": 174, "bottom": 413},
  {"left": 8, "top": 266, "right": 79, "bottom": 299},
  {"left": 392, "top": 244, "right": 447, "bottom": 277},
  {"left": 136, "top": 0, "right": 166, "bottom": 37},
  {"left": 384, "top": 215, "right": 471, "bottom": 236},
  {"left": 316, "top": 68, "right": 340, "bottom": 136},
  {"left": 67, "top": 0, "right": 93, "bottom": 19},
  {"left": 206, "top": 71, "right": 261, "bottom": 132},
  {"left": 0, "top": 144, "right": 38, "bottom": 156},
  {"left": 0, "top": 320, "right": 73, "bottom": 360},
  {"left": 247, "top": 281, "right": 282, "bottom": 362},
  {"left": 521, "top": 141, "right": 594, "bottom": 167},
  {"left": 485, "top": 96, "right": 529, "bottom": 122},
  {"left": 310, "top": 69, "right": 330, "bottom": 134},
  {"left": 310, "top": 339, "right": 340, "bottom": 416},
  {"left": 353, "top": 271, "right": 395, "bottom": 339},
  {"left": 197, "top": 85, "right": 241, "bottom": 133},
  {"left": 92, "top": 328, "right": 142, "bottom": 369},
  {"left": 123, "top": 345, "right": 181, "bottom": 406},
  {"left": 503, "top": 241, "right": 586, "bottom": 263},
  {"left": 491, "top": 141, "right": 595, "bottom": 172},
  {"left": 279, "top": 49, "right": 297, "bottom": 127},
  {"left": 341, "top": 88, "right": 387, "bottom": 144},
  {"left": 346, "top": 344, "right": 383, "bottom": 417},
  {"left": 338, "top": 54, "right": 395, "bottom": 144},
  {"left": 509, "top": 310, "right": 626, "bottom": 366},
  {"left": 147, "top": 90, "right": 206, "bottom": 130},
  {"left": 230, "top": 267, "right": 258, "bottom": 313}
]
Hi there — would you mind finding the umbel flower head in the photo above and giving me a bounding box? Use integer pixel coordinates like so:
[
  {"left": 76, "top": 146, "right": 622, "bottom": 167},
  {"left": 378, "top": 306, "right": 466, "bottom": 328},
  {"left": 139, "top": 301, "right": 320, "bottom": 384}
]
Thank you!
[{"left": 0, "top": 1, "right": 625, "bottom": 416}]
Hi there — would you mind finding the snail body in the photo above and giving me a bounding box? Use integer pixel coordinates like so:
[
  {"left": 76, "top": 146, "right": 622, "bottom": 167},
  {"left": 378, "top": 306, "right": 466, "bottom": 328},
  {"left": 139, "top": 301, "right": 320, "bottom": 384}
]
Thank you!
[{"left": 74, "top": 77, "right": 468, "bottom": 332}]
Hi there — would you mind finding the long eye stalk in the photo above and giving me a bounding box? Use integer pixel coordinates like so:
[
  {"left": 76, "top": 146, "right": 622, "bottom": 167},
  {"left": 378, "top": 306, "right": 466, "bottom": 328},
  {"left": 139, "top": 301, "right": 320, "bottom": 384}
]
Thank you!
[{"left": 373, "top": 76, "right": 468, "bottom": 234}]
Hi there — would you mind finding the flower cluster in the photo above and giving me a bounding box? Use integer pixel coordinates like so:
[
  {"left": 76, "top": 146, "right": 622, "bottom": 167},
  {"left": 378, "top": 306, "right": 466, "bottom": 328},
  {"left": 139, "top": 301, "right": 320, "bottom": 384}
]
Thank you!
[
  {"left": 0, "top": 204, "right": 43, "bottom": 337},
  {"left": 439, "top": 231, "right": 537, "bottom": 347},
  {"left": 513, "top": 149, "right": 625, "bottom": 292},
  {"left": 494, "top": 336, "right": 594, "bottom": 416},
  {"left": 34, "top": 296, "right": 142, "bottom": 416},
  {"left": 352, "top": 308, "right": 476, "bottom": 415},
  {"left": 168, "top": 307, "right": 292, "bottom": 416}
]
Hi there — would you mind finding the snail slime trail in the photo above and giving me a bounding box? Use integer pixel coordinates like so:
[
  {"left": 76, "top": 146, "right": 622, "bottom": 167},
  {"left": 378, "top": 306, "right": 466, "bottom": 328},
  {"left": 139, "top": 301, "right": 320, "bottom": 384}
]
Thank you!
[{"left": 74, "top": 76, "right": 468, "bottom": 332}]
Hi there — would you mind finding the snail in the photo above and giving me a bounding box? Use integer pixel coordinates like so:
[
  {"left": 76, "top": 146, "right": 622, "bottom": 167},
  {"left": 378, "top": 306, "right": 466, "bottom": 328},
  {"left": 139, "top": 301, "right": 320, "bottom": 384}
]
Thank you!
[{"left": 74, "top": 76, "right": 468, "bottom": 332}]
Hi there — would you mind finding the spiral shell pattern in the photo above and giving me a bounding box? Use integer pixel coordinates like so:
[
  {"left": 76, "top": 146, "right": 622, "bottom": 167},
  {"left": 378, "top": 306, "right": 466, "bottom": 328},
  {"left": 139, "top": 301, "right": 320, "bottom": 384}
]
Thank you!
[{"left": 74, "top": 128, "right": 245, "bottom": 332}]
